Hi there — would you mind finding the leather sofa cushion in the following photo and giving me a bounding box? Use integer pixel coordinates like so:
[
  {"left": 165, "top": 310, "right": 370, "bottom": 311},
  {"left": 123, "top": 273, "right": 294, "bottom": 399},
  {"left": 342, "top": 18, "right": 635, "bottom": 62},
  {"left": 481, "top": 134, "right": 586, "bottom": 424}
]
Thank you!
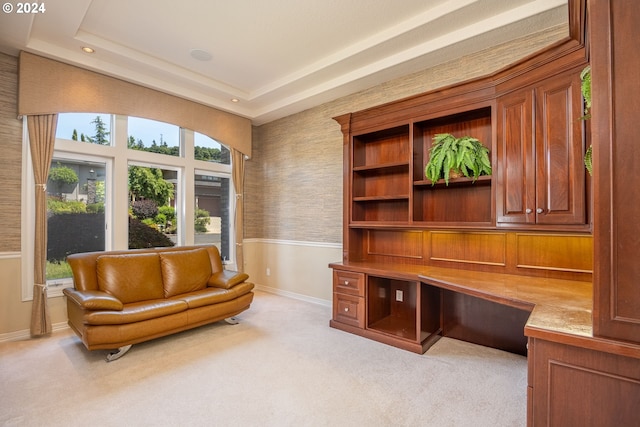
[
  {"left": 172, "top": 281, "right": 255, "bottom": 309},
  {"left": 96, "top": 253, "right": 165, "bottom": 304},
  {"left": 208, "top": 270, "right": 249, "bottom": 289},
  {"left": 160, "top": 248, "right": 212, "bottom": 297},
  {"left": 83, "top": 299, "right": 188, "bottom": 325},
  {"left": 173, "top": 287, "right": 231, "bottom": 309},
  {"left": 63, "top": 289, "right": 124, "bottom": 311}
]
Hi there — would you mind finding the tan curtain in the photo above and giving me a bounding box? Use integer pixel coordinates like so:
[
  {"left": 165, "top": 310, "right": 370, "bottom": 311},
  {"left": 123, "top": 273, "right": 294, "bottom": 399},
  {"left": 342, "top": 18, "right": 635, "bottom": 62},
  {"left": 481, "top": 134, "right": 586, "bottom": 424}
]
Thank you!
[
  {"left": 232, "top": 149, "right": 245, "bottom": 273},
  {"left": 27, "top": 114, "right": 57, "bottom": 336}
]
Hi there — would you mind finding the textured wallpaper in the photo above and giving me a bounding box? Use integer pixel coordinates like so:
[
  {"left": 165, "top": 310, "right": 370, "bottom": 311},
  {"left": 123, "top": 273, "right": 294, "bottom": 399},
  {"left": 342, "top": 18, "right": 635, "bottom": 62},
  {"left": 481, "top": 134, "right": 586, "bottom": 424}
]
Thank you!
[
  {"left": 245, "top": 26, "right": 568, "bottom": 243},
  {"left": 0, "top": 54, "right": 23, "bottom": 253}
]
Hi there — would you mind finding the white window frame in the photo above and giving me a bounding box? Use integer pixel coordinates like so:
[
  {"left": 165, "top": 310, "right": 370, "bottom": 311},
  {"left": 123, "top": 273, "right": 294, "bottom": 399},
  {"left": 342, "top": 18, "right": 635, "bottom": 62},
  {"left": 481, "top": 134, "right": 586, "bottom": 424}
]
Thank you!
[
  {"left": 21, "top": 116, "right": 234, "bottom": 301},
  {"left": 21, "top": 132, "right": 114, "bottom": 299},
  {"left": 194, "top": 169, "right": 236, "bottom": 266}
]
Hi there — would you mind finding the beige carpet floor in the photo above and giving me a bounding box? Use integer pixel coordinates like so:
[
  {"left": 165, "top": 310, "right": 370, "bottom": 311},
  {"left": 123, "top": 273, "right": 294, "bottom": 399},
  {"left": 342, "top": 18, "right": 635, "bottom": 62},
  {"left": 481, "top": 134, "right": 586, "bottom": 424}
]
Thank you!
[{"left": 0, "top": 290, "right": 527, "bottom": 426}]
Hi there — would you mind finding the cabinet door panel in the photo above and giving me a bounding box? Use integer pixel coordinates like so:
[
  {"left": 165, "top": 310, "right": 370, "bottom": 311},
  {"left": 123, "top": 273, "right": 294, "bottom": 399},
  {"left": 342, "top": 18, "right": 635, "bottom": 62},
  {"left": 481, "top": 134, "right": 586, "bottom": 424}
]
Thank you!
[
  {"left": 529, "top": 339, "right": 640, "bottom": 427},
  {"left": 534, "top": 73, "right": 586, "bottom": 225},
  {"left": 496, "top": 89, "right": 535, "bottom": 223}
]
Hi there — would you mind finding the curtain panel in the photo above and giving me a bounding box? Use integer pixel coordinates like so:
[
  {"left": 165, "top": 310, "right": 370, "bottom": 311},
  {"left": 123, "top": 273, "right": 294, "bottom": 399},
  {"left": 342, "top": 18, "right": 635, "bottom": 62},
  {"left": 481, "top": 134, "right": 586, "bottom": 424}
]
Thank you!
[
  {"left": 232, "top": 149, "right": 245, "bottom": 272},
  {"left": 27, "top": 114, "right": 57, "bottom": 336}
]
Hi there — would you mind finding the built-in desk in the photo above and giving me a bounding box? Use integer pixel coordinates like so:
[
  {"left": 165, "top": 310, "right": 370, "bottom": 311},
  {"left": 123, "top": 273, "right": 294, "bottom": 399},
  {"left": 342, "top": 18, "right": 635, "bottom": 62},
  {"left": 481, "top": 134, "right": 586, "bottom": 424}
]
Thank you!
[
  {"left": 329, "top": 262, "right": 640, "bottom": 426},
  {"left": 329, "top": 261, "right": 593, "bottom": 355}
]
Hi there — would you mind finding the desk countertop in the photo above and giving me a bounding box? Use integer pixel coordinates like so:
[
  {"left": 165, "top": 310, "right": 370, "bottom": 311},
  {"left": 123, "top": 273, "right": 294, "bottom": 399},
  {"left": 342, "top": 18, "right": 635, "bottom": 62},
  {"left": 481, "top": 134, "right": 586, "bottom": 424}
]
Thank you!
[{"left": 330, "top": 261, "right": 640, "bottom": 358}]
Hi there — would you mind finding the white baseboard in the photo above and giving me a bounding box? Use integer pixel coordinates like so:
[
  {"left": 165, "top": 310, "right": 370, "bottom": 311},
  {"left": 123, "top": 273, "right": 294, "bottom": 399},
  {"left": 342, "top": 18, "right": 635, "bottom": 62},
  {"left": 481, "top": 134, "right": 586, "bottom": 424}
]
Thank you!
[
  {"left": 255, "top": 284, "right": 331, "bottom": 308},
  {"left": 0, "top": 321, "right": 69, "bottom": 343}
]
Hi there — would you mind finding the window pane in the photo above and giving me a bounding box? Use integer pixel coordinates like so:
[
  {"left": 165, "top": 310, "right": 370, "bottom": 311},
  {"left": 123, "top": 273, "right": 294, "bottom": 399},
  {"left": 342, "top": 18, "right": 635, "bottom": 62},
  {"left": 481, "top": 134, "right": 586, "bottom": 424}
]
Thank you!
[
  {"left": 195, "top": 173, "right": 231, "bottom": 261},
  {"left": 128, "top": 165, "right": 178, "bottom": 249},
  {"left": 46, "top": 158, "right": 106, "bottom": 280},
  {"left": 194, "top": 132, "right": 231, "bottom": 164},
  {"left": 128, "top": 117, "right": 180, "bottom": 157},
  {"left": 56, "top": 113, "right": 111, "bottom": 145}
]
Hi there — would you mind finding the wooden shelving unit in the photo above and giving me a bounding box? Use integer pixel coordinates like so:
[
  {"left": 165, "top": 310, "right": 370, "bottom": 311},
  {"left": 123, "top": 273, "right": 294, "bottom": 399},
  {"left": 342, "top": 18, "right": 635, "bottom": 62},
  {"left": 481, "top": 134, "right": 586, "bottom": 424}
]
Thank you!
[
  {"left": 331, "top": 2, "right": 640, "bottom": 425},
  {"left": 330, "top": 0, "right": 591, "bottom": 357}
]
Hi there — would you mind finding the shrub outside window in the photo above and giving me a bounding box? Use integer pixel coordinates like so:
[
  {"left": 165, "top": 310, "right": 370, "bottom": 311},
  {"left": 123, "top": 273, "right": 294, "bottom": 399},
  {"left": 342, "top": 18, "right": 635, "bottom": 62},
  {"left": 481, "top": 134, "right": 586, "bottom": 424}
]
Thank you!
[{"left": 46, "top": 157, "right": 107, "bottom": 283}]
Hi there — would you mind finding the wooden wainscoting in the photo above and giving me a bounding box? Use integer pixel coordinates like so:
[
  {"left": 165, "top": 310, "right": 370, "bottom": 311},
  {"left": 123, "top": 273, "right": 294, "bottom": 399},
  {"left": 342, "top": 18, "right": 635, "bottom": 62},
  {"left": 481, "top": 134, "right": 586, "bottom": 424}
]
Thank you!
[
  {"left": 428, "top": 231, "right": 507, "bottom": 267},
  {"left": 360, "top": 229, "right": 592, "bottom": 281},
  {"left": 515, "top": 233, "right": 593, "bottom": 275}
]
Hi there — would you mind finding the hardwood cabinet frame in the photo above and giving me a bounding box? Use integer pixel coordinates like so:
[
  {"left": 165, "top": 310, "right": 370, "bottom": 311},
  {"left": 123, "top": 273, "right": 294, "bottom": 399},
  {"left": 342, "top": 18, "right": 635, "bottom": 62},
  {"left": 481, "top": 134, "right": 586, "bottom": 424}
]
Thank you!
[{"left": 331, "top": 1, "right": 640, "bottom": 425}]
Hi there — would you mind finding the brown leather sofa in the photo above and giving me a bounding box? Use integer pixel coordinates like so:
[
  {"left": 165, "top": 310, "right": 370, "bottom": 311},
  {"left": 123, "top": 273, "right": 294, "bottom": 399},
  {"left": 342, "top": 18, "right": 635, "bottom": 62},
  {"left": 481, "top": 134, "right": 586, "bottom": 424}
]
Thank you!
[{"left": 63, "top": 245, "right": 254, "bottom": 361}]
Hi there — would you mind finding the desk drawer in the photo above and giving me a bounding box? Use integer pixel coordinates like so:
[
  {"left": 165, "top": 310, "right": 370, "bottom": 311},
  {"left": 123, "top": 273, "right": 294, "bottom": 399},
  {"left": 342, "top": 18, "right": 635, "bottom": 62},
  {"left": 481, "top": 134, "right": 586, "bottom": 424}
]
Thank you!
[
  {"left": 333, "top": 293, "right": 365, "bottom": 328},
  {"left": 333, "top": 270, "right": 365, "bottom": 296}
]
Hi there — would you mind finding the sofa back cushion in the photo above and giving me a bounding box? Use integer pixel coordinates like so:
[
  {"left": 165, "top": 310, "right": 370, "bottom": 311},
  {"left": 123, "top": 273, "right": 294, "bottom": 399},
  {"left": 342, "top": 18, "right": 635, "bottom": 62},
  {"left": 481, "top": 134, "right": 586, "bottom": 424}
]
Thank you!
[
  {"left": 96, "top": 253, "right": 165, "bottom": 303},
  {"left": 159, "top": 248, "right": 212, "bottom": 297}
]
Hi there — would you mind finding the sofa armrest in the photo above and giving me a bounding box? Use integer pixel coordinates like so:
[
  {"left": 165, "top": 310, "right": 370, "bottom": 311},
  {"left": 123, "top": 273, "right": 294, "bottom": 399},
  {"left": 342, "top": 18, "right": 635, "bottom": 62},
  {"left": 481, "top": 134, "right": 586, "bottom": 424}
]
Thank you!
[
  {"left": 208, "top": 270, "right": 249, "bottom": 289},
  {"left": 63, "top": 288, "right": 124, "bottom": 311}
]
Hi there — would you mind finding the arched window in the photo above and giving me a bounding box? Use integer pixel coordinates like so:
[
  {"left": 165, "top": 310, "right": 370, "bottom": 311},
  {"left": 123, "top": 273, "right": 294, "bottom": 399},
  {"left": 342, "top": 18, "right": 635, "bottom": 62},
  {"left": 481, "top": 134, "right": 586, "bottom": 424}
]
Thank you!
[{"left": 22, "top": 113, "right": 235, "bottom": 299}]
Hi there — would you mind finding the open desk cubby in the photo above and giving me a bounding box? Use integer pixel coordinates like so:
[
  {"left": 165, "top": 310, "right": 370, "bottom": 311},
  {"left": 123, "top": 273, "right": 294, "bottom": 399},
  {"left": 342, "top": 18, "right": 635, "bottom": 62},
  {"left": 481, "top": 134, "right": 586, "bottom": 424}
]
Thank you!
[{"left": 367, "top": 276, "right": 440, "bottom": 351}]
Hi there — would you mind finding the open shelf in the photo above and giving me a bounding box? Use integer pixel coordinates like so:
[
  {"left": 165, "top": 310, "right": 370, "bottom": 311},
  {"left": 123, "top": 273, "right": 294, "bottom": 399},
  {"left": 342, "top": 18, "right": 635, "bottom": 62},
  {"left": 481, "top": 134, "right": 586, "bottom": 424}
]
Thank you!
[
  {"left": 352, "top": 198, "right": 409, "bottom": 223},
  {"left": 352, "top": 164, "right": 410, "bottom": 200},
  {"left": 352, "top": 125, "right": 411, "bottom": 223},
  {"left": 412, "top": 107, "right": 494, "bottom": 224},
  {"left": 413, "top": 174, "right": 492, "bottom": 188},
  {"left": 366, "top": 276, "right": 441, "bottom": 346},
  {"left": 353, "top": 161, "right": 409, "bottom": 173},
  {"left": 353, "top": 125, "right": 410, "bottom": 169},
  {"left": 353, "top": 195, "right": 410, "bottom": 202},
  {"left": 368, "top": 277, "right": 418, "bottom": 341},
  {"left": 413, "top": 177, "right": 492, "bottom": 224}
]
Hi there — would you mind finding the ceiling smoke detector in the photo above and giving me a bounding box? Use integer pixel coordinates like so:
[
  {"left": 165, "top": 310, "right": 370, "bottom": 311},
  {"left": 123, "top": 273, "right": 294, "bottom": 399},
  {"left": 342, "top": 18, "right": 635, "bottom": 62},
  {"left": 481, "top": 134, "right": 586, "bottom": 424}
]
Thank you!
[{"left": 190, "top": 49, "right": 213, "bottom": 61}]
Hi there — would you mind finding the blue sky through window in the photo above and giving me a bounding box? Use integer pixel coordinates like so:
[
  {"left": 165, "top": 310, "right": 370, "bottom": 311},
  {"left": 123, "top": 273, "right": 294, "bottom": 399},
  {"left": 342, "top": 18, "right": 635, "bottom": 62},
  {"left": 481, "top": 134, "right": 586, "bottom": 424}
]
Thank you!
[
  {"left": 56, "top": 113, "right": 111, "bottom": 142},
  {"left": 56, "top": 114, "right": 224, "bottom": 153},
  {"left": 128, "top": 116, "right": 179, "bottom": 147}
]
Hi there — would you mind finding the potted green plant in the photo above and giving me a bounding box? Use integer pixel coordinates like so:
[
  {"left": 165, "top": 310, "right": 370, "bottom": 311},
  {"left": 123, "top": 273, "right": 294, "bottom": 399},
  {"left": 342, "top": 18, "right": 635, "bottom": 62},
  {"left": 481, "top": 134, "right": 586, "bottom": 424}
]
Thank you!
[
  {"left": 424, "top": 133, "right": 492, "bottom": 185},
  {"left": 580, "top": 65, "right": 592, "bottom": 175}
]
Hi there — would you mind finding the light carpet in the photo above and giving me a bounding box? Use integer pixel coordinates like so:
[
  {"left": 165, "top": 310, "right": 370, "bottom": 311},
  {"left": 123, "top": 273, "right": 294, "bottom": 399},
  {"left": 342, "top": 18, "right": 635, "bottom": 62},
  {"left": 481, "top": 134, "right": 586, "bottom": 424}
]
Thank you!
[{"left": 0, "top": 290, "right": 527, "bottom": 426}]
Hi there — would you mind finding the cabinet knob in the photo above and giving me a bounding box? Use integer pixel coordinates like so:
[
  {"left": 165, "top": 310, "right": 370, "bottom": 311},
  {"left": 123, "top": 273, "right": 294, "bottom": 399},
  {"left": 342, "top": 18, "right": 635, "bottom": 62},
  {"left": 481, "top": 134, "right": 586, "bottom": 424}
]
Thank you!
[
  {"left": 344, "top": 280, "right": 349, "bottom": 285},
  {"left": 344, "top": 307, "right": 349, "bottom": 312},
  {"left": 536, "top": 208, "right": 544, "bottom": 214},
  {"left": 526, "top": 208, "right": 532, "bottom": 214}
]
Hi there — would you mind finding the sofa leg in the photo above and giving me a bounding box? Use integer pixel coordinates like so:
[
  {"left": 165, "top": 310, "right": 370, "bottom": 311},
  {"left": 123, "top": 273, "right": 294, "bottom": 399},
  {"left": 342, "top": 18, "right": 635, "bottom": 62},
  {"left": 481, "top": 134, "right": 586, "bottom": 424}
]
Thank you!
[
  {"left": 106, "top": 345, "right": 132, "bottom": 362},
  {"left": 225, "top": 317, "right": 239, "bottom": 325}
]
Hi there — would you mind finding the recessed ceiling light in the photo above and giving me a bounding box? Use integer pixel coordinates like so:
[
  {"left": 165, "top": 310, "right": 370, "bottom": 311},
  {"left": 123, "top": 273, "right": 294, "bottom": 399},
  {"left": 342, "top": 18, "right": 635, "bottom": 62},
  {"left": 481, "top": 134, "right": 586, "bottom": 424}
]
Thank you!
[
  {"left": 231, "top": 98, "right": 239, "bottom": 103},
  {"left": 81, "top": 47, "right": 95, "bottom": 53},
  {"left": 190, "top": 49, "right": 212, "bottom": 62}
]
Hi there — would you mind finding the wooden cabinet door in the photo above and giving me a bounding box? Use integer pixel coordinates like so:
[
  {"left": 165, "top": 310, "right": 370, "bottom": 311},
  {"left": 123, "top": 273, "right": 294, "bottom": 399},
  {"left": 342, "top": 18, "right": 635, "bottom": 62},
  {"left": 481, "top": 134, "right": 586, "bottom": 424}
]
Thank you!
[
  {"left": 497, "top": 72, "right": 586, "bottom": 226},
  {"left": 529, "top": 338, "right": 640, "bottom": 427},
  {"left": 534, "top": 72, "right": 586, "bottom": 225},
  {"left": 496, "top": 89, "right": 535, "bottom": 224}
]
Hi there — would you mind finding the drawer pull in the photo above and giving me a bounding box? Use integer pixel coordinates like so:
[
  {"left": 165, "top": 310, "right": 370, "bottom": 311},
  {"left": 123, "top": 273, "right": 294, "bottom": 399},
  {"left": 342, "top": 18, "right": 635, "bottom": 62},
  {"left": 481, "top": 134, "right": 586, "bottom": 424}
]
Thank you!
[
  {"left": 344, "top": 307, "right": 349, "bottom": 312},
  {"left": 344, "top": 280, "right": 349, "bottom": 285}
]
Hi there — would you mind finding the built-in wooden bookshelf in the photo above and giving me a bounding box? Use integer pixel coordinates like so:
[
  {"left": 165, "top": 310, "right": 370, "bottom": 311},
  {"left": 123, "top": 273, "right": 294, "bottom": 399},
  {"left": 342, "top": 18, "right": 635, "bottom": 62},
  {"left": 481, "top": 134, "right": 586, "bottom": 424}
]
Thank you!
[
  {"left": 330, "top": 0, "right": 592, "bottom": 352},
  {"left": 412, "top": 106, "right": 493, "bottom": 226},
  {"left": 331, "top": 2, "right": 640, "bottom": 425}
]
